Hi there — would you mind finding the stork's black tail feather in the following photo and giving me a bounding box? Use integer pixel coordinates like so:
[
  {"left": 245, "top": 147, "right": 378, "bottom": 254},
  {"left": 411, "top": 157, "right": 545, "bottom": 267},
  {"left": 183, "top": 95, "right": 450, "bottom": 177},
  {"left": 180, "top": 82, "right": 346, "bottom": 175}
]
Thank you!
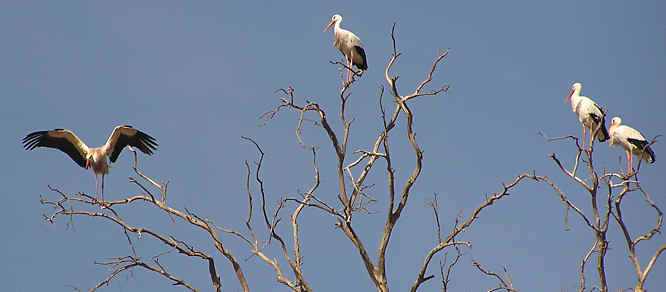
[
  {"left": 646, "top": 146, "right": 656, "bottom": 163},
  {"left": 596, "top": 116, "right": 610, "bottom": 142}
]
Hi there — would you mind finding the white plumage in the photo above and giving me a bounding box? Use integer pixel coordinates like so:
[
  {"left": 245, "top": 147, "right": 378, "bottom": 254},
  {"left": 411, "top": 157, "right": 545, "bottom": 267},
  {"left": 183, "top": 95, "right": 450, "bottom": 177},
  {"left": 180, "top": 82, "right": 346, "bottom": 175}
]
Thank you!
[
  {"left": 324, "top": 14, "right": 367, "bottom": 83},
  {"left": 608, "top": 117, "right": 655, "bottom": 172},
  {"left": 565, "top": 82, "right": 609, "bottom": 148}
]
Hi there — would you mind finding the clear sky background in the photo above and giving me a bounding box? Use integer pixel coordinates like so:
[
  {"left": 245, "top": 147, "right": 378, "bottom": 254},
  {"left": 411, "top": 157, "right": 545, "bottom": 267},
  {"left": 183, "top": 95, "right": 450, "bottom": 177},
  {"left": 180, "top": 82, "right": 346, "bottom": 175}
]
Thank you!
[{"left": 2, "top": 1, "right": 665, "bottom": 291}]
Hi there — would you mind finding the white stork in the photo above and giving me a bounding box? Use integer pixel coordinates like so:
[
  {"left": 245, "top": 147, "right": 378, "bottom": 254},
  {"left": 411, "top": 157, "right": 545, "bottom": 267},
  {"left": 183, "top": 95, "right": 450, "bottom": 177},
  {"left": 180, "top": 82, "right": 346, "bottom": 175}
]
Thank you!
[
  {"left": 22, "top": 125, "right": 158, "bottom": 204},
  {"left": 565, "top": 82, "right": 610, "bottom": 148},
  {"left": 608, "top": 117, "right": 655, "bottom": 172},
  {"left": 324, "top": 14, "right": 368, "bottom": 83}
]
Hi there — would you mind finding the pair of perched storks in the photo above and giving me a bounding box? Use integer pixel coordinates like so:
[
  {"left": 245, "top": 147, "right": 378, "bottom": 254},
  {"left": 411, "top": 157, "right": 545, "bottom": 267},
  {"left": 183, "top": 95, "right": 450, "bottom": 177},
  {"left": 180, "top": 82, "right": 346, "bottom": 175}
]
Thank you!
[
  {"left": 21, "top": 16, "right": 655, "bottom": 206},
  {"left": 566, "top": 82, "right": 655, "bottom": 172}
]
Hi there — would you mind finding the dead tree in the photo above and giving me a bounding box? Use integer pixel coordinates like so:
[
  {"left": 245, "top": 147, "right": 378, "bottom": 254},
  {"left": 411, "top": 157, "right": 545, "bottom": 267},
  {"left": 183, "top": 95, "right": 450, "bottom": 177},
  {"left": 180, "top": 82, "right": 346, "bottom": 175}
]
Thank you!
[
  {"left": 39, "top": 23, "right": 663, "bottom": 292},
  {"left": 540, "top": 122, "right": 664, "bottom": 292},
  {"left": 263, "top": 23, "right": 541, "bottom": 292}
]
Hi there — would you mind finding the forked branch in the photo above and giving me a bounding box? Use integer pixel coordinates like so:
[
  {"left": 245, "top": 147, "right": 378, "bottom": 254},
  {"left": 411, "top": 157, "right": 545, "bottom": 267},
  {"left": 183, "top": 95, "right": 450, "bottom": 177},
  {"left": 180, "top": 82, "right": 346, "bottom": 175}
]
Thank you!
[{"left": 411, "top": 173, "right": 542, "bottom": 292}]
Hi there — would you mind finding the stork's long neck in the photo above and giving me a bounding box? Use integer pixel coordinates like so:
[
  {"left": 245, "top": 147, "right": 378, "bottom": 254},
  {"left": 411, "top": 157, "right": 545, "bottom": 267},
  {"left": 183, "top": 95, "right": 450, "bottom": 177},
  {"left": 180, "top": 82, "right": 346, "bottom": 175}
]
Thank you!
[
  {"left": 570, "top": 88, "right": 581, "bottom": 112},
  {"left": 607, "top": 122, "right": 618, "bottom": 146},
  {"left": 608, "top": 121, "right": 619, "bottom": 133}
]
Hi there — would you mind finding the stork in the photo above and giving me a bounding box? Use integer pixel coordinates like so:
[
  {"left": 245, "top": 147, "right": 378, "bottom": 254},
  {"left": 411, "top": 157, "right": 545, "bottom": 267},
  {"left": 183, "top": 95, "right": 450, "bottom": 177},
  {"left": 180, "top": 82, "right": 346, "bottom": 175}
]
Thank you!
[
  {"left": 22, "top": 125, "right": 158, "bottom": 205},
  {"left": 608, "top": 117, "right": 655, "bottom": 173},
  {"left": 324, "top": 14, "right": 368, "bottom": 83},
  {"left": 565, "top": 82, "right": 610, "bottom": 148}
]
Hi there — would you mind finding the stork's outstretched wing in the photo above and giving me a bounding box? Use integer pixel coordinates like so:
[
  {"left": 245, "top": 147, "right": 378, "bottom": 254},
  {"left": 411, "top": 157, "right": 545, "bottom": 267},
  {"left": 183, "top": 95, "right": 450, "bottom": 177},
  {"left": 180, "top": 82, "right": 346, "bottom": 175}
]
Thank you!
[
  {"left": 22, "top": 129, "right": 89, "bottom": 168},
  {"left": 104, "top": 125, "right": 158, "bottom": 163}
]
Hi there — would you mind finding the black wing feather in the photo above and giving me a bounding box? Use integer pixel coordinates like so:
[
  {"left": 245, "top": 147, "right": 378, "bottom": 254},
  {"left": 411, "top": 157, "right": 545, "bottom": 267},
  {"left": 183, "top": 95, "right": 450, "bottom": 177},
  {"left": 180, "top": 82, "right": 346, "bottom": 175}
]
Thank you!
[
  {"left": 627, "top": 138, "right": 655, "bottom": 163},
  {"left": 597, "top": 116, "right": 609, "bottom": 142},
  {"left": 353, "top": 45, "right": 368, "bottom": 70},
  {"left": 589, "top": 103, "right": 609, "bottom": 142},
  {"left": 22, "top": 131, "right": 87, "bottom": 168},
  {"left": 108, "top": 129, "right": 158, "bottom": 163},
  {"left": 588, "top": 112, "right": 610, "bottom": 142}
]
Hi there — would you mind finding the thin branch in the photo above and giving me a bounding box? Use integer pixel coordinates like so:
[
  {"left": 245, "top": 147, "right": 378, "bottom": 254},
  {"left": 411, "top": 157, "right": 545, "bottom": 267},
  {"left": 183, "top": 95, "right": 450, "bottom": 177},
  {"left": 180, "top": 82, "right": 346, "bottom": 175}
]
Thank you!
[
  {"left": 472, "top": 261, "right": 518, "bottom": 292},
  {"left": 91, "top": 256, "right": 199, "bottom": 292},
  {"left": 411, "top": 173, "right": 542, "bottom": 292},
  {"left": 578, "top": 240, "right": 597, "bottom": 292},
  {"left": 410, "top": 241, "right": 471, "bottom": 292}
]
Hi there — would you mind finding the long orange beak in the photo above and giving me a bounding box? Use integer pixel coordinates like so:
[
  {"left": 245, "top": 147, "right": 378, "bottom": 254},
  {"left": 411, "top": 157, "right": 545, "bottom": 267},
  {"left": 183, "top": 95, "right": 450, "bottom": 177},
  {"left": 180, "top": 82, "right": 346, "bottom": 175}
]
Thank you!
[
  {"left": 85, "top": 159, "right": 90, "bottom": 170},
  {"left": 565, "top": 88, "right": 575, "bottom": 102},
  {"left": 323, "top": 19, "right": 335, "bottom": 32}
]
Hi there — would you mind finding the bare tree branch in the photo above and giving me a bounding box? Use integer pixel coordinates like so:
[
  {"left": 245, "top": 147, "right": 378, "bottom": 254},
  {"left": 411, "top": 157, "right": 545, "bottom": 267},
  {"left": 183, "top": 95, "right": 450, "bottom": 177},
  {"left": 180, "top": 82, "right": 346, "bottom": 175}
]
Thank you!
[
  {"left": 411, "top": 173, "right": 542, "bottom": 292},
  {"left": 472, "top": 261, "right": 518, "bottom": 292},
  {"left": 91, "top": 256, "right": 199, "bottom": 292},
  {"left": 541, "top": 126, "right": 665, "bottom": 292},
  {"left": 42, "top": 152, "right": 239, "bottom": 292}
]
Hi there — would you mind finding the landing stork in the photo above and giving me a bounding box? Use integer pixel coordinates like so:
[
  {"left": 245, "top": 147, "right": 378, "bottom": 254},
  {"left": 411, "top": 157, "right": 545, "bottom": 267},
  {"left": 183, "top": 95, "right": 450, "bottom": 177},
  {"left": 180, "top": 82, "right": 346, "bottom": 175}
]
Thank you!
[
  {"left": 608, "top": 117, "right": 655, "bottom": 172},
  {"left": 324, "top": 14, "right": 368, "bottom": 83},
  {"left": 22, "top": 125, "right": 158, "bottom": 205},
  {"left": 565, "top": 82, "right": 610, "bottom": 148}
]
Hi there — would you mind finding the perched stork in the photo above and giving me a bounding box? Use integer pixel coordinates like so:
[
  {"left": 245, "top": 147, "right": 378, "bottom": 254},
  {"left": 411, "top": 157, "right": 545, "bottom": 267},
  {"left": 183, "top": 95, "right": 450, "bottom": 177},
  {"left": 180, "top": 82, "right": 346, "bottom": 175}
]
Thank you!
[
  {"left": 324, "top": 14, "right": 367, "bottom": 83},
  {"left": 608, "top": 117, "right": 655, "bottom": 172},
  {"left": 565, "top": 82, "right": 610, "bottom": 148},
  {"left": 22, "top": 125, "right": 158, "bottom": 204}
]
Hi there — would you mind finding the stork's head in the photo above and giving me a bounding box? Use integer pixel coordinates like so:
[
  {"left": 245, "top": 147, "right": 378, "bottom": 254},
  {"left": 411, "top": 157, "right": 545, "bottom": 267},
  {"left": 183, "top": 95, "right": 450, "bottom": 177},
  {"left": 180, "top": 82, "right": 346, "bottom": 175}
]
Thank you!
[
  {"left": 610, "top": 117, "right": 622, "bottom": 127},
  {"left": 566, "top": 82, "right": 582, "bottom": 102},
  {"left": 324, "top": 14, "right": 342, "bottom": 32}
]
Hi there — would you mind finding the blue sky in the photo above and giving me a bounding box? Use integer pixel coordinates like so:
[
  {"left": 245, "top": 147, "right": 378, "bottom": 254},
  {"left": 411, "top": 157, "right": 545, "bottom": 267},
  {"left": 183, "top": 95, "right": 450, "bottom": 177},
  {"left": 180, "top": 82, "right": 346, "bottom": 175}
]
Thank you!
[{"left": 2, "top": 1, "right": 665, "bottom": 291}]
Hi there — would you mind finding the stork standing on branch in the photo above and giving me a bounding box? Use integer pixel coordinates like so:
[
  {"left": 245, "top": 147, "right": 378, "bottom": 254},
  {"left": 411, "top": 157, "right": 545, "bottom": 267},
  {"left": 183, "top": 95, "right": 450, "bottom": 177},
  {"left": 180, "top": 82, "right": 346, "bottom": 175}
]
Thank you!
[
  {"left": 22, "top": 125, "right": 158, "bottom": 205},
  {"left": 324, "top": 14, "right": 368, "bottom": 83},
  {"left": 565, "top": 82, "right": 610, "bottom": 149},
  {"left": 608, "top": 117, "right": 656, "bottom": 173}
]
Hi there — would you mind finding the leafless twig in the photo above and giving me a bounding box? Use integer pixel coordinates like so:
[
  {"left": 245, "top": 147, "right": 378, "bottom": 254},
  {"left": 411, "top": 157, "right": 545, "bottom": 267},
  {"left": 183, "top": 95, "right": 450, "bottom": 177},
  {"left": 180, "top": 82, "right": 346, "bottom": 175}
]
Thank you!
[{"left": 472, "top": 261, "right": 518, "bottom": 292}]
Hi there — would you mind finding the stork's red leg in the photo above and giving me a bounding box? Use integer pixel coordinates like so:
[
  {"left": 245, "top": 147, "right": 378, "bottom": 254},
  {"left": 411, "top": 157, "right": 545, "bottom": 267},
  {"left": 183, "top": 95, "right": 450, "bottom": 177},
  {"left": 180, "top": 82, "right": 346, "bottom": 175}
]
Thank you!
[
  {"left": 101, "top": 174, "right": 105, "bottom": 204},
  {"left": 94, "top": 173, "right": 99, "bottom": 201},
  {"left": 626, "top": 151, "right": 632, "bottom": 173},
  {"left": 581, "top": 126, "right": 587, "bottom": 149}
]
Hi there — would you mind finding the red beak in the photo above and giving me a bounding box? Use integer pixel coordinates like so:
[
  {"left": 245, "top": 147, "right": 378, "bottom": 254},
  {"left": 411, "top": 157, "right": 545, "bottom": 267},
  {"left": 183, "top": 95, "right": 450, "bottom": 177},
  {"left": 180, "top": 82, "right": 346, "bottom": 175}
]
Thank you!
[
  {"left": 565, "top": 88, "right": 575, "bottom": 102},
  {"left": 85, "top": 159, "right": 90, "bottom": 170},
  {"left": 323, "top": 19, "right": 335, "bottom": 32}
]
